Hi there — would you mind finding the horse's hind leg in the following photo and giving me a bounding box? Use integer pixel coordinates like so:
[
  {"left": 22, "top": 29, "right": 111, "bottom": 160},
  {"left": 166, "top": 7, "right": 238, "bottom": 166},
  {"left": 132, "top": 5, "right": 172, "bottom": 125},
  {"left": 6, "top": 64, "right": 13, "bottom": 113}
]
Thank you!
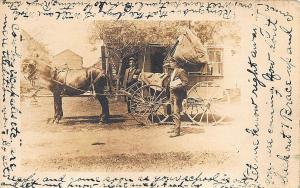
[{"left": 96, "top": 94, "right": 110, "bottom": 123}]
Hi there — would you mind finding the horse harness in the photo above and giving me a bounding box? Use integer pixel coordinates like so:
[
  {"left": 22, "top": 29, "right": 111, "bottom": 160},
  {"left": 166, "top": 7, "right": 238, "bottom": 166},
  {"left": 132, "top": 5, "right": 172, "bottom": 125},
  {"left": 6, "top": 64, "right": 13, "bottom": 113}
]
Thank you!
[
  {"left": 51, "top": 68, "right": 101, "bottom": 96},
  {"left": 88, "top": 69, "right": 105, "bottom": 96},
  {"left": 23, "top": 63, "right": 37, "bottom": 81},
  {"left": 23, "top": 60, "right": 107, "bottom": 97}
]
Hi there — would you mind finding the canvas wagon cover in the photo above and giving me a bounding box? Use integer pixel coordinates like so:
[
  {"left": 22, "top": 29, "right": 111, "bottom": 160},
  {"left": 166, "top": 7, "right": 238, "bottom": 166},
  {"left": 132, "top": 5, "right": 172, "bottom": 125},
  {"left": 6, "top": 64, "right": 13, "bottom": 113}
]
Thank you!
[
  {"left": 139, "top": 72, "right": 169, "bottom": 91},
  {"left": 171, "top": 28, "right": 208, "bottom": 65}
]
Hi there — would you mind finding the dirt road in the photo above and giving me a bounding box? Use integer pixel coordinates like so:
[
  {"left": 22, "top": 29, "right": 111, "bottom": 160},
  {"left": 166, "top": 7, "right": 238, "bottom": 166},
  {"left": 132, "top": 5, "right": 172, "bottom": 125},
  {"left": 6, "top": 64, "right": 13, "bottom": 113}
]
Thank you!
[{"left": 20, "top": 96, "right": 243, "bottom": 173}]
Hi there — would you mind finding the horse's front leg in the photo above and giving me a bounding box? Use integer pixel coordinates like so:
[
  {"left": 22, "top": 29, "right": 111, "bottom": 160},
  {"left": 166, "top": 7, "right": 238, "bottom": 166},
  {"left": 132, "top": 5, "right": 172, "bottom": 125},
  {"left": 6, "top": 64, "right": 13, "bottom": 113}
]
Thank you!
[
  {"left": 53, "top": 91, "right": 63, "bottom": 124},
  {"left": 57, "top": 95, "right": 63, "bottom": 121}
]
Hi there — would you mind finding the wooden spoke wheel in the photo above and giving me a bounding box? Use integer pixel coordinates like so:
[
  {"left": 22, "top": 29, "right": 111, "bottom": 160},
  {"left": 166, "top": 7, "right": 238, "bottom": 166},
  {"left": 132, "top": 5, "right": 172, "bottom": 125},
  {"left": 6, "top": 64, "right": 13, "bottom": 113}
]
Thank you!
[
  {"left": 125, "top": 80, "right": 142, "bottom": 96},
  {"left": 184, "top": 81, "right": 230, "bottom": 126},
  {"left": 130, "top": 85, "right": 172, "bottom": 125}
]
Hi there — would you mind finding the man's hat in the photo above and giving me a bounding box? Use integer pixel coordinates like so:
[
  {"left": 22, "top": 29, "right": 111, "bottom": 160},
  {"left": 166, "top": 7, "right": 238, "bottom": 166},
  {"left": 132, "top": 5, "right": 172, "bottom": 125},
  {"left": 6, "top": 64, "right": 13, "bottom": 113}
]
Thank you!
[
  {"left": 129, "top": 57, "right": 136, "bottom": 61},
  {"left": 163, "top": 57, "right": 176, "bottom": 67}
]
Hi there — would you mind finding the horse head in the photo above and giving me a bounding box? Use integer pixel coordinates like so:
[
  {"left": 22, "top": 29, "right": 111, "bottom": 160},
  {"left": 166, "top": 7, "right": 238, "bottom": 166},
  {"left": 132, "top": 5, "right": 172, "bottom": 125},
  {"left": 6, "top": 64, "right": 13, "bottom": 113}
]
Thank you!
[
  {"left": 22, "top": 58, "right": 56, "bottom": 91},
  {"left": 22, "top": 59, "right": 38, "bottom": 81}
]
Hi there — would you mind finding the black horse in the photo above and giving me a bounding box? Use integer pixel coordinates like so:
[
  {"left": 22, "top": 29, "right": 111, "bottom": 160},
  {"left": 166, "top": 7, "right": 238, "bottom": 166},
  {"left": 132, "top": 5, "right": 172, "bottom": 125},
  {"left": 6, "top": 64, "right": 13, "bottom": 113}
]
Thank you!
[{"left": 22, "top": 60, "right": 110, "bottom": 124}]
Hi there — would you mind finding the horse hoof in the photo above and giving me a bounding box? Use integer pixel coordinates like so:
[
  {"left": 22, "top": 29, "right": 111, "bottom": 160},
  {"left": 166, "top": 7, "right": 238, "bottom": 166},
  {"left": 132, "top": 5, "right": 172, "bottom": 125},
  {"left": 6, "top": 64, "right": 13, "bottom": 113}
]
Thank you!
[
  {"left": 98, "top": 121, "right": 109, "bottom": 127},
  {"left": 53, "top": 119, "right": 59, "bottom": 125}
]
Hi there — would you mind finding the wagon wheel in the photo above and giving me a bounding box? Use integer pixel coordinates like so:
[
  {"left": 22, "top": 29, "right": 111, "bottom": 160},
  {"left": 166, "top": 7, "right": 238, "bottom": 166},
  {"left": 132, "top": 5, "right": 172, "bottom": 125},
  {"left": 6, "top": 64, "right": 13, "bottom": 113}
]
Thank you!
[
  {"left": 130, "top": 85, "right": 171, "bottom": 125},
  {"left": 125, "top": 80, "right": 142, "bottom": 96},
  {"left": 184, "top": 81, "right": 230, "bottom": 126}
]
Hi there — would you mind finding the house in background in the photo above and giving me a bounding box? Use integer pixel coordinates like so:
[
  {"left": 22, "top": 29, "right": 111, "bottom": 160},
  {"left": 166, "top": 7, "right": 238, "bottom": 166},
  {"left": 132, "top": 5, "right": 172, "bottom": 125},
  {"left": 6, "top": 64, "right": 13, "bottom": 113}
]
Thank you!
[{"left": 53, "top": 49, "right": 83, "bottom": 69}]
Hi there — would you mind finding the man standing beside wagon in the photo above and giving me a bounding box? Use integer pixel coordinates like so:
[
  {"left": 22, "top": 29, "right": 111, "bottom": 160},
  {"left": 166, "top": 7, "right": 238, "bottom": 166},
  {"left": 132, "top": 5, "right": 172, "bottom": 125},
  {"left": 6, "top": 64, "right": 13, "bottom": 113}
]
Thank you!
[
  {"left": 123, "top": 57, "right": 141, "bottom": 113},
  {"left": 167, "top": 58, "right": 188, "bottom": 137}
]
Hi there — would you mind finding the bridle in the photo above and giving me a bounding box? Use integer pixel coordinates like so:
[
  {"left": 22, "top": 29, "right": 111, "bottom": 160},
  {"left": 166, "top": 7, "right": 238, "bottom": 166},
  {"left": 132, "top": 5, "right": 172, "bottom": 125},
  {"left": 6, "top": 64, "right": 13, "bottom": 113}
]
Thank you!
[
  {"left": 22, "top": 59, "right": 109, "bottom": 97},
  {"left": 22, "top": 62, "right": 37, "bottom": 81}
]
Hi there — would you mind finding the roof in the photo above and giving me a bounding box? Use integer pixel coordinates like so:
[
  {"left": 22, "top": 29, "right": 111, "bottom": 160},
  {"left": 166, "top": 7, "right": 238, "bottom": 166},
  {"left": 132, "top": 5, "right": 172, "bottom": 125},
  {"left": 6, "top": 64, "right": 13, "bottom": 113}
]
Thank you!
[{"left": 53, "top": 49, "right": 82, "bottom": 58}]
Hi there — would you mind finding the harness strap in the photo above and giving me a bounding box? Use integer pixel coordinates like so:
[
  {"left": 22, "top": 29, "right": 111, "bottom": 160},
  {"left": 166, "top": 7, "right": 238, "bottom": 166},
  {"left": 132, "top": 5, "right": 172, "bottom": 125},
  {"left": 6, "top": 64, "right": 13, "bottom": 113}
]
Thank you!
[
  {"left": 64, "top": 69, "right": 69, "bottom": 85},
  {"left": 61, "top": 69, "right": 69, "bottom": 94},
  {"left": 27, "top": 61, "right": 108, "bottom": 96},
  {"left": 90, "top": 71, "right": 96, "bottom": 96},
  {"left": 93, "top": 72, "right": 104, "bottom": 84}
]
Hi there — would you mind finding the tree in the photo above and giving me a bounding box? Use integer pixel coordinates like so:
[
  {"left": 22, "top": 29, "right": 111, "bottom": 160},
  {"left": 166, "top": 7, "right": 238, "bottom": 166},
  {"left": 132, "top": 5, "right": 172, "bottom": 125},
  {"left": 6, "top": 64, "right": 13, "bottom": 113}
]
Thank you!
[
  {"left": 89, "top": 20, "right": 239, "bottom": 60},
  {"left": 21, "top": 30, "right": 51, "bottom": 93},
  {"left": 89, "top": 20, "right": 188, "bottom": 89},
  {"left": 88, "top": 20, "right": 240, "bottom": 89},
  {"left": 89, "top": 21, "right": 189, "bottom": 60}
]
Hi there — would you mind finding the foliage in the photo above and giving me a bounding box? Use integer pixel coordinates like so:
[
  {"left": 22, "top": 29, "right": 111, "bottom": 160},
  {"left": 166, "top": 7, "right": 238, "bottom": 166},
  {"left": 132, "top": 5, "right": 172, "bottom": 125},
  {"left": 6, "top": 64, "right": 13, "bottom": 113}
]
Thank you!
[
  {"left": 21, "top": 29, "right": 50, "bottom": 63},
  {"left": 21, "top": 30, "right": 51, "bottom": 92},
  {"left": 90, "top": 21, "right": 180, "bottom": 61},
  {"left": 89, "top": 20, "right": 240, "bottom": 62}
]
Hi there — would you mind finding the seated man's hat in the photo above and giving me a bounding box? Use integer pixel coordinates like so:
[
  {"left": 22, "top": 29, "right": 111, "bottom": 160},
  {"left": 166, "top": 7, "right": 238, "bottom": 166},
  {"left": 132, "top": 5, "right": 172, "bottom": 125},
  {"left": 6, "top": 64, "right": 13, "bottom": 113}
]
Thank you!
[{"left": 129, "top": 57, "right": 136, "bottom": 61}]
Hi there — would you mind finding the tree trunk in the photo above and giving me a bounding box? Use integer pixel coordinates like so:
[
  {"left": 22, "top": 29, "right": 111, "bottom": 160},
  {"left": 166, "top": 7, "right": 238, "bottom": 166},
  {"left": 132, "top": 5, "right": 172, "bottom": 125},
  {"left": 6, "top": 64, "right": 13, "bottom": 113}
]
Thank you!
[{"left": 116, "top": 59, "right": 124, "bottom": 92}]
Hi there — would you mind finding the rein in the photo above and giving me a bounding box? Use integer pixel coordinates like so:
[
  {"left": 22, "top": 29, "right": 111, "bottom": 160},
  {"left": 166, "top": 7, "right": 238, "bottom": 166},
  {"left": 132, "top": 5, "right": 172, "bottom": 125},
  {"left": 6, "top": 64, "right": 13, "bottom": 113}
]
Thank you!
[
  {"left": 23, "top": 60, "right": 106, "bottom": 96},
  {"left": 90, "top": 70, "right": 96, "bottom": 96},
  {"left": 23, "top": 63, "right": 37, "bottom": 81},
  {"left": 53, "top": 68, "right": 100, "bottom": 96}
]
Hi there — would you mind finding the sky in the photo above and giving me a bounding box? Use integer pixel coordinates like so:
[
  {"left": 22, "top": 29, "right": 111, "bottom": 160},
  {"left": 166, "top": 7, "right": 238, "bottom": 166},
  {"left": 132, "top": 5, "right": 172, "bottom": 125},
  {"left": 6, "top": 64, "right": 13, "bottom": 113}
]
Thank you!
[{"left": 20, "top": 18, "right": 103, "bottom": 67}]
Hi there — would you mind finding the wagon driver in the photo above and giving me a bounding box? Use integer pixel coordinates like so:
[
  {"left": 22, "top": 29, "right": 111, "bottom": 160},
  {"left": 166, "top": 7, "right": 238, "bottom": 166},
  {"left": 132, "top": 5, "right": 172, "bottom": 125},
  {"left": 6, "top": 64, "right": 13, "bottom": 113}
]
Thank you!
[
  {"left": 168, "top": 58, "right": 188, "bottom": 137},
  {"left": 123, "top": 57, "right": 141, "bottom": 113}
]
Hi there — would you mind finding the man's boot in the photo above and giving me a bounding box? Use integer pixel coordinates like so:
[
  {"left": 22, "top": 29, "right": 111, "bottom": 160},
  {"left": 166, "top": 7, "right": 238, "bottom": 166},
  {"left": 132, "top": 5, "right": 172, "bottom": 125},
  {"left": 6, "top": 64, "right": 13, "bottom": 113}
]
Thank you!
[{"left": 170, "top": 124, "right": 180, "bottom": 137}]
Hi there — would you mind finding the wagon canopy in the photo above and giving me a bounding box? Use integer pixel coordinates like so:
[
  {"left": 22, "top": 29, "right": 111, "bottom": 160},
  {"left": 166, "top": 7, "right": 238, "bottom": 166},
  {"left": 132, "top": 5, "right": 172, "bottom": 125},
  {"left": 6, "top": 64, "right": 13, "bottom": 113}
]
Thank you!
[{"left": 170, "top": 28, "right": 208, "bottom": 66}]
